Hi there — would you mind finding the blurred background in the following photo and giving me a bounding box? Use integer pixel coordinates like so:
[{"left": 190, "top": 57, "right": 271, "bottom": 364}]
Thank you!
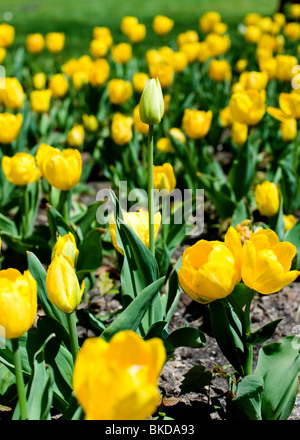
[{"left": 0, "top": 0, "right": 280, "bottom": 59}]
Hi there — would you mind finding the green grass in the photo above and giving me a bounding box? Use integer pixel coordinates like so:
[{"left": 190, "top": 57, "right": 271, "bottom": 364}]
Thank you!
[{"left": 0, "top": 0, "right": 280, "bottom": 60}]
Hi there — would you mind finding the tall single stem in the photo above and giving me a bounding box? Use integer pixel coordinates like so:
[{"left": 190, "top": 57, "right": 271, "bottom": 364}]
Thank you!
[
  {"left": 11, "top": 338, "right": 28, "bottom": 420},
  {"left": 244, "top": 289, "right": 256, "bottom": 376},
  {"left": 148, "top": 125, "right": 155, "bottom": 256},
  {"left": 66, "top": 312, "right": 79, "bottom": 363}
]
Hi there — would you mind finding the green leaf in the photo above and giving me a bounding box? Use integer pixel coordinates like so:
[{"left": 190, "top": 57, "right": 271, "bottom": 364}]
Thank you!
[
  {"left": 100, "top": 277, "right": 165, "bottom": 342},
  {"left": 0, "top": 212, "right": 19, "bottom": 236},
  {"left": 231, "top": 199, "right": 250, "bottom": 227},
  {"left": 254, "top": 336, "right": 300, "bottom": 420},
  {"left": 77, "top": 228, "right": 102, "bottom": 272},
  {"left": 233, "top": 375, "right": 264, "bottom": 420},
  {"left": 46, "top": 204, "right": 80, "bottom": 243},
  {"left": 76, "top": 309, "right": 106, "bottom": 335},
  {"left": 285, "top": 220, "right": 300, "bottom": 270},
  {"left": 180, "top": 365, "right": 213, "bottom": 396},
  {"left": 164, "top": 326, "right": 206, "bottom": 356},
  {"left": 246, "top": 318, "right": 283, "bottom": 345}
]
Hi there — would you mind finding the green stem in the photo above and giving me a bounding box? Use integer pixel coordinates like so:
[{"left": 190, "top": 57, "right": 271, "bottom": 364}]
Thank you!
[
  {"left": 57, "top": 190, "right": 70, "bottom": 222},
  {"left": 148, "top": 125, "right": 155, "bottom": 256},
  {"left": 66, "top": 312, "right": 79, "bottom": 363},
  {"left": 244, "top": 289, "right": 256, "bottom": 376},
  {"left": 11, "top": 338, "right": 28, "bottom": 420},
  {"left": 294, "top": 130, "right": 299, "bottom": 172}
]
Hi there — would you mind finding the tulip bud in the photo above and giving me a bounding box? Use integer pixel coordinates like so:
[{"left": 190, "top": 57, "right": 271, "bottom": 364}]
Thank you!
[
  {"left": 51, "top": 232, "right": 79, "bottom": 267},
  {"left": 46, "top": 254, "right": 84, "bottom": 314},
  {"left": 255, "top": 180, "right": 280, "bottom": 217},
  {"left": 139, "top": 78, "right": 164, "bottom": 125}
]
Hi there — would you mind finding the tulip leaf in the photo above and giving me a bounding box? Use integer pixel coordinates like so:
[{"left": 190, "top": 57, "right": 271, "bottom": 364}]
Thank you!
[
  {"left": 253, "top": 336, "right": 300, "bottom": 420},
  {"left": 231, "top": 199, "right": 250, "bottom": 227},
  {"left": 164, "top": 326, "right": 206, "bottom": 356},
  {"left": 233, "top": 375, "right": 264, "bottom": 420},
  {"left": 76, "top": 228, "right": 102, "bottom": 272},
  {"left": 75, "top": 201, "right": 103, "bottom": 236},
  {"left": 0, "top": 212, "right": 19, "bottom": 236},
  {"left": 100, "top": 277, "right": 165, "bottom": 342},
  {"left": 46, "top": 204, "right": 80, "bottom": 243},
  {"left": 285, "top": 220, "right": 300, "bottom": 270},
  {"left": 27, "top": 251, "right": 69, "bottom": 329},
  {"left": 246, "top": 318, "right": 283, "bottom": 345}
]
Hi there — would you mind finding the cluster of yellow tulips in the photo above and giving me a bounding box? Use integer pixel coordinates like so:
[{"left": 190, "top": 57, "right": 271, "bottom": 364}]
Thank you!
[{"left": 0, "top": 3, "right": 299, "bottom": 422}]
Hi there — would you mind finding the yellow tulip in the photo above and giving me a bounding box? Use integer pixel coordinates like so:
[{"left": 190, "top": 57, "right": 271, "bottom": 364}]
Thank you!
[
  {"left": 67, "top": 124, "right": 85, "bottom": 147},
  {"left": 133, "top": 104, "right": 149, "bottom": 135},
  {"left": 283, "top": 214, "right": 297, "bottom": 231},
  {"left": 107, "top": 78, "right": 132, "bottom": 105},
  {"left": 2, "top": 152, "right": 41, "bottom": 186},
  {"left": 179, "top": 42, "right": 201, "bottom": 63},
  {"left": 178, "top": 239, "right": 240, "bottom": 304},
  {"left": 205, "top": 32, "right": 231, "bottom": 57},
  {"left": 0, "top": 77, "right": 24, "bottom": 110},
  {"left": 46, "top": 254, "right": 84, "bottom": 314},
  {"left": 275, "top": 54, "right": 298, "bottom": 82},
  {"left": 48, "top": 73, "right": 69, "bottom": 99},
  {"left": 244, "top": 13, "right": 262, "bottom": 26},
  {"left": 33, "top": 72, "right": 47, "bottom": 90},
  {"left": 0, "top": 113, "right": 22, "bottom": 144},
  {"left": 152, "top": 15, "right": 174, "bottom": 36},
  {"left": 111, "top": 112, "right": 133, "bottom": 146},
  {"left": 36, "top": 144, "right": 82, "bottom": 191},
  {"left": 0, "top": 47, "right": 6, "bottom": 63},
  {"left": 213, "top": 22, "right": 228, "bottom": 35},
  {"left": 199, "top": 11, "right": 221, "bottom": 33},
  {"left": 182, "top": 108, "right": 212, "bottom": 139},
  {"left": 111, "top": 42, "right": 132, "bottom": 64},
  {"left": 45, "top": 32, "right": 65, "bottom": 53},
  {"left": 273, "top": 12, "right": 286, "bottom": 28},
  {"left": 267, "top": 92, "right": 300, "bottom": 121},
  {"left": 149, "top": 62, "right": 174, "bottom": 89},
  {"left": 89, "top": 39, "right": 109, "bottom": 58},
  {"left": 229, "top": 89, "right": 266, "bottom": 126},
  {"left": 280, "top": 118, "right": 297, "bottom": 141},
  {"left": 132, "top": 72, "right": 150, "bottom": 94},
  {"left": 82, "top": 114, "right": 98, "bottom": 132},
  {"left": 127, "top": 23, "right": 146, "bottom": 43},
  {"left": 156, "top": 127, "right": 185, "bottom": 153},
  {"left": 284, "top": 22, "right": 300, "bottom": 42},
  {"left": 0, "top": 269, "right": 37, "bottom": 339},
  {"left": 73, "top": 330, "right": 166, "bottom": 420},
  {"left": 208, "top": 58, "right": 232, "bottom": 82},
  {"left": 171, "top": 51, "right": 188, "bottom": 73},
  {"left": 258, "top": 56, "right": 277, "bottom": 80},
  {"left": 0, "top": 23, "right": 15, "bottom": 48},
  {"left": 120, "top": 16, "right": 139, "bottom": 36},
  {"left": 51, "top": 232, "right": 79, "bottom": 267},
  {"left": 177, "top": 30, "right": 199, "bottom": 47},
  {"left": 30, "top": 89, "right": 52, "bottom": 113},
  {"left": 244, "top": 25, "right": 262, "bottom": 44},
  {"left": 26, "top": 33, "right": 44, "bottom": 54},
  {"left": 255, "top": 180, "right": 280, "bottom": 217},
  {"left": 231, "top": 121, "right": 248, "bottom": 146},
  {"left": 72, "top": 70, "right": 89, "bottom": 91},
  {"left": 153, "top": 163, "right": 176, "bottom": 192},
  {"left": 109, "top": 210, "right": 161, "bottom": 255},
  {"left": 290, "top": 4, "right": 300, "bottom": 19},
  {"left": 88, "top": 58, "right": 110, "bottom": 87},
  {"left": 219, "top": 106, "right": 233, "bottom": 127},
  {"left": 241, "top": 229, "right": 300, "bottom": 295},
  {"left": 92, "top": 26, "right": 113, "bottom": 47},
  {"left": 235, "top": 59, "right": 248, "bottom": 73},
  {"left": 238, "top": 71, "right": 268, "bottom": 91}
]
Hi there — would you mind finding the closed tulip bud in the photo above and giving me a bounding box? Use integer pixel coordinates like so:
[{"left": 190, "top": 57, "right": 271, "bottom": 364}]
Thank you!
[
  {"left": 205, "top": 33, "right": 231, "bottom": 57},
  {"left": 199, "top": 11, "right": 221, "bottom": 33},
  {"left": 241, "top": 229, "right": 300, "bottom": 295},
  {"left": 111, "top": 112, "right": 133, "bottom": 146},
  {"left": 171, "top": 51, "right": 188, "bottom": 73},
  {"left": 45, "top": 32, "right": 65, "bottom": 53},
  {"left": 290, "top": 4, "right": 300, "bottom": 19},
  {"left": 178, "top": 239, "right": 240, "bottom": 304},
  {"left": 235, "top": 59, "right": 248, "bottom": 73},
  {"left": 89, "top": 58, "right": 110, "bottom": 87},
  {"left": 127, "top": 23, "right": 146, "bottom": 43},
  {"left": 280, "top": 118, "right": 297, "bottom": 141},
  {"left": 51, "top": 232, "right": 79, "bottom": 267},
  {"left": 139, "top": 78, "right": 164, "bottom": 125},
  {"left": 89, "top": 39, "right": 109, "bottom": 58},
  {"left": 120, "top": 16, "right": 139, "bottom": 36},
  {"left": 26, "top": 33, "right": 44, "bottom": 54},
  {"left": 82, "top": 114, "right": 98, "bottom": 132},
  {"left": 0, "top": 23, "right": 15, "bottom": 48},
  {"left": 283, "top": 214, "right": 297, "bottom": 231},
  {"left": 109, "top": 210, "right": 161, "bottom": 255},
  {"left": 111, "top": 42, "right": 132, "bottom": 64},
  {"left": 182, "top": 108, "right": 212, "bottom": 139},
  {"left": 46, "top": 255, "right": 84, "bottom": 314},
  {"left": 231, "top": 121, "right": 248, "bottom": 146},
  {"left": 284, "top": 22, "right": 300, "bottom": 42},
  {"left": 0, "top": 77, "right": 24, "bottom": 110},
  {"left": 133, "top": 104, "right": 149, "bottom": 135},
  {"left": 37, "top": 144, "right": 82, "bottom": 191},
  {"left": 0, "top": 269, "right": 37, "bottom": 339},
  {"left": 107, "top": 78, "right": 132, "bottom": 105},
  {"left": 67, "top": 124, "right": 85, "bottom": 147},
  {"left": 33, "top": 72, "right": 47, "bottom": 90},
  {"left": 177, "top": 30, "right": 199, "bottom": 48},
  {"left": 244, "top": 25, "right": 262, "bottom": 44},
  {"left": 48, "top": 73, "right": 69, "bottom": 99},
  {"left": 2, "top": 152, "right": 41, "bottom": 186},
  {"left": 30, "top": 89, "right": 52, "bottom": 113},
  {"left": 255, "top": 180, "right": 280, "bottom": 217},
  {"left": 239, "top": 71, "right": 268, "bottom": 91},
  {"left": 152, "top": 15, "right": 174, "bottom": 36},
  {"left": 93, "top": 26, "right": 113, "bottom": 46},
  {"left": 73, "top": 330, "right": 166, "bottom": 420},
  {"left": 148, "top": 63, "right": 174, "bottom": 89},
  {"left": 0, "top": 113, "right": 22, "bottom": 144},
  {"left": 229, "top": 89, "right": 266, "bottom": 126},
  {"left": 153, "top": 163, "right": 176, "bottom": 192},
  {"left": 132, "top": 72, "right": 150, "bottom": 94},
  {"left": 208, "top": 58, "right": 232, "bottom": 82}
]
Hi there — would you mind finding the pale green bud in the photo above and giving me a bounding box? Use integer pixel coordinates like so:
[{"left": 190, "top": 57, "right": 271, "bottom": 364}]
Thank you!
[{"left": 139, "top": 78, "right": 164, "bottom": 125}]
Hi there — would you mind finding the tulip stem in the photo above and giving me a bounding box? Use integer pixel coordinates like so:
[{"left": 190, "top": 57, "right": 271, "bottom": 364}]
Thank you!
[
  {"left": 244, "top": 289, "right": 256, "bottom": 376},
  {"left": 66, "top": 312, "right": 79, "bottom": 363},
  {"left": 148, "top": 124, "right": 155, "bottom": 256},
  {"left": 294, "top": 131, "right": 299, "bottom": 172},
  {"left": 11, "top": 338, "right": 28, "bottom": 420}
]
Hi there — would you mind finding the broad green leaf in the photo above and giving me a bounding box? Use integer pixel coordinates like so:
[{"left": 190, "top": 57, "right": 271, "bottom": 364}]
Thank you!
[
  {"left": 246, "top": 318, "right": 283, "bottom": 345},
  {"left": 77, "top": 228, "right": 102, "bottom": 272},
  {"left": 233, "top": 375, "right": 264, "bottom": 420}
]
